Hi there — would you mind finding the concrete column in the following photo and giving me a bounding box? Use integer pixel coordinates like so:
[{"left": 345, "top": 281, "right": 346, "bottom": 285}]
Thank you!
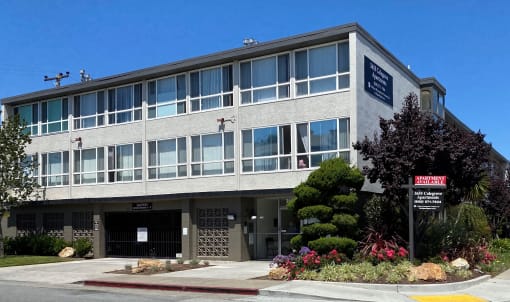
[
  {"left": 63, "top": 210, "right": 73, "bottom": 243},
  {"left": 181, "top": 199, "right": 192, "bottom": 260},
  {"left": 92, "top": 205, "right": 104, "bottom": 258}
]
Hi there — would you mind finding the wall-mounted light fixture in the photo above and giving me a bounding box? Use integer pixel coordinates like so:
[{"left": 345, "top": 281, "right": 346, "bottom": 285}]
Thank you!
[{"left": 227, "top": 213, "right": 236, "bottom": 221}]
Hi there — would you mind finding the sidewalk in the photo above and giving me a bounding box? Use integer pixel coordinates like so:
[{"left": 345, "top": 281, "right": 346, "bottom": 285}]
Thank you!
[{"left": 1, "top": 258, "right": 509, "bottom": 301}]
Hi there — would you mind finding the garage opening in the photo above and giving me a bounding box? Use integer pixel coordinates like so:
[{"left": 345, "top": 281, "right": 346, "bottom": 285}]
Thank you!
[{"left": 105, "top": 210, "right": 181, "bottom": 258}]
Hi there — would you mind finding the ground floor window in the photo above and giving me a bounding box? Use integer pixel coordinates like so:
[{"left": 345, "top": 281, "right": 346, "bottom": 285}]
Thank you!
[
  {"left": 16, "top": 214, "right": 36, "bottom": 236},
  {"left": 72, "top": 212, "right": 94, "bottom": 240},
  {"left": 43, "top": 213, "right": 64, "bottom": 238}
]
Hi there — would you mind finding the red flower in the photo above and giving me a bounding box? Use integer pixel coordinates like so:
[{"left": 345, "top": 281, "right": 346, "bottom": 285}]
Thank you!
[
  {"left": 385, "top": 249, "right": 395, "bottom": 259},
  {"left": 398, "top": 247, "right": 409, "bottom": 257}
]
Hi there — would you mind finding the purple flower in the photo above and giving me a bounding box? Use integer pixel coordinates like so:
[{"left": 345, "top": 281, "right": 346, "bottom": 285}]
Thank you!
[{"left": 299, "top": 246, "right": 311, "bottom": 255}]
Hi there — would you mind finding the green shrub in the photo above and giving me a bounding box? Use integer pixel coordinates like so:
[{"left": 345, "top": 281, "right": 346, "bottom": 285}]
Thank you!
[
  {"left": 302, "top": 223, "right": 337, "bottom": 238},
  {"left": 176, "top": 258, "right": 184, "bottom": 264},
  {"left": 290, "top": 234, "right": 304, "bottom": 251},
  {"left": 73, "top": 238, "right": 93, "bottom": 257},
  {"left": 331, "top": 214, "right": 359, "bottom": 237},
  {"left": 331, "top": 193, "right": 358, "bottom": 211},
  {"left": 53, "top": 238, "right": 69, "bottom": 255},
  {"left": 292, "top": 184, "right": 321, "bottom": 208},
  {"left": 4, "top": 233, "right": 71, "bottom": 256},
  {"left": 308, "top": 237, "right": 357, "bottom": 257},
  {"left": 491, "top": 238, "right": 510, "bottom": 253},
  {"left": 189, "top": 259, "right": 200, "bottom": 265},
  {"left": 297, "top": 205, "right": 333, "bottom": 221}
]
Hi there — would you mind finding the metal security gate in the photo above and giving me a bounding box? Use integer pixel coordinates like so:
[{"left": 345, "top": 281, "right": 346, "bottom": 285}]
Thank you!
[{"left": 105, "top": 210, "right": 181, "bottom": 258}]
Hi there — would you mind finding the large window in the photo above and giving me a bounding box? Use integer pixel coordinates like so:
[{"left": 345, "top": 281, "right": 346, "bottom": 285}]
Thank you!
[
  {"left": 240, "top": 54, "right": 290, "bottom": 104},
  {"left": 107, "top": 143, "right": 142, "bottom": 182},
  {"left": 148, "top": 75, "right": 186, "bottom": 118},
  {"left": 41, "top": 151, "right": 69, "bottom": 186},
  {"left": 242, "top": 125, "right": 291, "bottom": 172},
  {"left": 14, "top": 103, "right": 39, "bottom": 135},
  {"left": 295, "top": 41, "right": 350, "bottom": 96},
  {"left": 73, "top": 91, "right": 105, "bottom": 129},
  {"left": 148, "top": 137, "right": 187, "bottom": 179},
  {"left": 107, "top": 84, "right": 142, "bottom": 124},
  {"left": 73, "top": 147, "right": 105, "bottom": 185},
  {"left": 41, "top": 98, "right": 69, "bottom": 134},
  {"left": 296, "top": 118, "right": 349, "bottom": 168},
  {"left": 191, "top": 132, "right": 234, "bottom": 176},
  {"left": 190, "top": 65, "right": 233, "bottom": 112}
]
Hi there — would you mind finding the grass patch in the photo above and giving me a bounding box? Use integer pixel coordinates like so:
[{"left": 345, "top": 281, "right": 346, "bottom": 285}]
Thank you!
[{"left": 0, "top": 255, "right": 75, "bottom": 267}]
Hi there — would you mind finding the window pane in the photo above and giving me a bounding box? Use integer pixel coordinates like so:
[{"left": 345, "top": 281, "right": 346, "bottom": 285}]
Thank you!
[
  {"left": 47, "top": 99, "right": 62, "bottom": 122},
  {"left": 280, "top": 125, "right": 291, "bottom": 154},
  {"left": 191, "top": 136, "right": 201, "bottom": 162},
  {"left": 116, "top": 86, "right": 132, "bottom": 110},
  {"left": 296, "top": 82, "right": 308, "bottom": 96},
  {"left": 310, "top": 120, "right": 337, "bottom": 151},
  {"left": 81, "top": 93, "right": 96, "bottom": 116},
  {"left": 278, "top": 54, "right": 290, "bottom": 83},
  {"left": 201, "top": 68, "right": 221, "bottom": 96},
  {"left": 254, "top": 158, "right": 277, "bottom": 171},
  {"left": 178, "top": 137, "right": 187, "bottom": 163},
  {"left": 310, "top": 77, "right": 336, "bottom": 94},
  {"left": 177, "top": 75, "right": 186, "bottom": 100},
  {"left": 202, "top": 134, "right": 222, "bottom": 161},
  {"left": 338, "top": 74, "right": 350, "bottom": 89},
  {"left": 117, "top": 145, "right": 133, "bottom": 169},
  {"left": 224, "top": 132, "right": 234, "bottom": 159},
  {"left": 222, "top": 65, "right": 233, "bottom": 92},
  {"left": 73, "top": 150, "right": 80, "bottom": 173},
  {"left": 297, "top": 124, "right": 309, "bottom": 153},
  {"left": 338, "top": 42, "right": 349, "bottom": 73},
  {"left": 134, "top": 143, "right": 142, "bottom": 167},
  {"left": 158, "top": 103, "right": 176, "bottom": 117},
  {"left": 158, "top": 139, "right": 176, "bottom": 166},
  {"left": 253, "top": 87, "right": 276, "bottom": 103},
  {"left": 157, "top": 77, "right": 176, "bottom": 102},
  {"left": 338, "top": 119, "right": 349, "bottom": 149},
  {"left": 201, "top": 96, "right": 220, "bottom": 110},
  {"left": 252, "top": 57, "right": 276, "bottom": 87},
  {"left": 82, "top": 149, "right": 96, "bottom": 172},
  {"left": 309, "top": 45, "right": 336, "bottom": 77},
  {"left": 242, "top": 130, "right": 252, "bottom": 157},
  {"left": 295, "top": 51, "right": 308, "bottom": 80},
  {"left": 148, "top": 81, "right": 157, "bottom": 105},
  {"left": 203, "top": 162, "right": 222, "bottom": 175},
  {"left": 240, "top": 62, "right": 251, "bottom": 89},
  {"left": 148, "top": 141, "right": 157, "bottom": 166},
  {"left": 254, "top": 127, "right": 277, "bottom": 157},
  {"left": 190, "top": 72, "right": 199, "bottom": 98}
]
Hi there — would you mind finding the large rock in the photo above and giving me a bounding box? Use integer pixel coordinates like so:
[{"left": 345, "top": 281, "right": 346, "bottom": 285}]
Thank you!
[
  {"left": 268, "top": 267, "right": 289, "bottom": 280},
  {"left": 408, "top": 263, "right": 446, "bottom": 281},
  {"left": 58, "top": 247, "right": 75, "bottom": 258},
  {"left": 133, "top": 259, "right": 164, "bottom": 273},
  {"left": 451, "top": 258, "right": 470, "bottom": 270}
]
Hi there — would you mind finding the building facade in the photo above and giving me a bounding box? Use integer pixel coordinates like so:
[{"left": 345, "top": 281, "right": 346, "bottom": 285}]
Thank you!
[{"left": 1, "top": 23, "right": 451, "bottom": 260}]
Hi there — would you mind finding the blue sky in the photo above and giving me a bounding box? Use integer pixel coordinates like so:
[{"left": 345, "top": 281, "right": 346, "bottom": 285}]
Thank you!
[{"left": 1, "top": 1, "right": 508, "bottom": 159}]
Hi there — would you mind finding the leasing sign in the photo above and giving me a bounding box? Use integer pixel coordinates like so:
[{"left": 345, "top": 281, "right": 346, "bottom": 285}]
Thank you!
[{"left": 364, "top": 56, "right": 393, "bottom": 106}]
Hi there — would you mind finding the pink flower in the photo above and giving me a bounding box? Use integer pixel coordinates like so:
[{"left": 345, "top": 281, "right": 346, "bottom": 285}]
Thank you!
[
  {"left": 398, "top": 247, "right": 409, "bottom": 257},
  {"left": 386, "top": 249, "right": 395, "bottom": 259},
  {"left": 377, "top": 253, "right": 385, "bottom": 260}
]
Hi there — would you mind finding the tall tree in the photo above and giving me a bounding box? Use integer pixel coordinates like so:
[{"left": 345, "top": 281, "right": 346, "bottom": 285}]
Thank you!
[
  {"left": 0, "top": 115, "right": 40, "bottom": 257},
  {"left": 354, "top": 92, "right": 491, "bottom": 207}
]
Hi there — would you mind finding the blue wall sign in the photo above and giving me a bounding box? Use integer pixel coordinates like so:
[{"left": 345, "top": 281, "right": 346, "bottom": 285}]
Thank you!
[{"left": 364, "top": 56, "right": 393, "bottom": 106}]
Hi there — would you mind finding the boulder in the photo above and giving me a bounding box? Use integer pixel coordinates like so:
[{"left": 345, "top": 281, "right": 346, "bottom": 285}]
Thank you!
[
  {"left": 268, "top": 267, "right": 289, "bottom": 280},
  {"left": 408, "top": 263, "right": 446, "bottom": 281},
  {"left": 451, "top": 258, "right": 470, "bottom": 270},
  {"left": 58, "top": 247, "right": 75, "bottom": 258},
  {"left": 135, "top": 259, "right": 164, "bottom": 272}
]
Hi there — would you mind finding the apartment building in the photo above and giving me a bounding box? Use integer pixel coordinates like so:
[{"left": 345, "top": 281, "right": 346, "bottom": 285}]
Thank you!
[{"left": 1, "top": 23, "right": 449, "bottom": 260}]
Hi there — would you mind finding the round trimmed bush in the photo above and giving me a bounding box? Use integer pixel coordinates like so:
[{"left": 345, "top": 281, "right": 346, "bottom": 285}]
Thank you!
[{"left": 308, "top": 237, "right": 357, "bottom": 258}]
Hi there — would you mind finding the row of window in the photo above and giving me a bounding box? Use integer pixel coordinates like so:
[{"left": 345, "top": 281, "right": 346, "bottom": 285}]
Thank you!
[
  {"left": 14, "top": 41, "right": 349, "bottom": 136},
  {"left": 30, "top": 118, "right": 349, "bottom": 187}
]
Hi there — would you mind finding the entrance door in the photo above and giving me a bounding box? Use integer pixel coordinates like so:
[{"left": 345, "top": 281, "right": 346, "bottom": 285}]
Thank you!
[{"left": 105, "top": 210, "right": 181, "bottom": 258}]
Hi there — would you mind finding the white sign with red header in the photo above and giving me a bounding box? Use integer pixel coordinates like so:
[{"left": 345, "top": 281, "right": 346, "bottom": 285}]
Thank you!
[{"left": 414, "top": 175, "right": 447, "bottom": 187}]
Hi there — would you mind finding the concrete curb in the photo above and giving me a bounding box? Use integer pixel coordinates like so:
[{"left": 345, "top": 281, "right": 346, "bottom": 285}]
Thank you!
[{"left": 83, "top": 280, "right": 259, "bottom": 295}]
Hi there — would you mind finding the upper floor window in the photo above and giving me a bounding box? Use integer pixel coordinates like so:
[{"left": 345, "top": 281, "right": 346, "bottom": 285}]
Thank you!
[
  {"left": 73, "top": 147, "right": 105, "bottom": 185},
  {"left": 295, "top": 42, "right": 349, "bottom": 96},
  {"left": 14, "top": 103, "right": 39, "bottom": 135},
  {"left": 191, "top": 132, "right": 234, "bottom": 176},
  {"left": 242, "top": 125, "right": 291, "bottom": 172},
  {"left": 107, "top": 143, "right": 142, "bottom": 182},
  {"left": 240, "top": 54, "right": 290, "bottom": 104},
  {"left": 41, "top": 98, "right": 68, "bottom": 134},
  {"left": 73, "top": 91, "right": 105, "bottom": 129},
  {"left": 148, "top": 137, "right": 187, "bottom": 179},
  {"left": 296, "top": 118, "right": 350, "bottom": 169},
  {"left": 41, "top": 151, "right": 69, "bottom": 186},
  {"left": 148, "top": 75, "right": 186, "bottom": 118},
  {"left": 107, "top": 84, "right": 142, "bottom": 125},
  {"left": 190, "top": 65, "right": 233, "bottom": 112}
]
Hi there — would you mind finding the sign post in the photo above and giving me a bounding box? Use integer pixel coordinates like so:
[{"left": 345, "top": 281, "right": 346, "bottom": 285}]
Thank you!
[{"left": 402, "top": 175, "right": 447, "bottom": 262}]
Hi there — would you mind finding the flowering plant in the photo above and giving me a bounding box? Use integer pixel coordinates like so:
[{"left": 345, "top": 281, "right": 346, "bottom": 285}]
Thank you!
[{"left": 358, "top": 228, "right": 409, "bottom": 264}]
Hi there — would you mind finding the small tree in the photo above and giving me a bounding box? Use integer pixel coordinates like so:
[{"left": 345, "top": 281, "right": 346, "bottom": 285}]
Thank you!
[
  {"left": 0, "top": 115, "right": 40, "bottom": 257},
  {"left": 288, "top": 158, "right": 364, "bottom": 256},
  {"left": 482, "top": 176, "right": 510, "bottom": 236}
]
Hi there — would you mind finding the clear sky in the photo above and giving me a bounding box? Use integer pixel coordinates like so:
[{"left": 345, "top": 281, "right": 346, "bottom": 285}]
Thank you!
[{"left": 1, "top": 0, "right": 508, "bottom": 159}]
